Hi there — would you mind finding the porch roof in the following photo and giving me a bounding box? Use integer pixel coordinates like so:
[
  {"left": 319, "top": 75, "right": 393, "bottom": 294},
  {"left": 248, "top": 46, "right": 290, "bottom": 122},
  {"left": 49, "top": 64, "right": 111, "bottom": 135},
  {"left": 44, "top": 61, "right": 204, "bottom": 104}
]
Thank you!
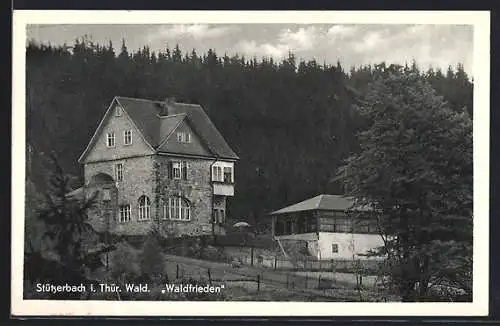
[{"left": 269, "top": 194, "right": 371, "bottom": 215}]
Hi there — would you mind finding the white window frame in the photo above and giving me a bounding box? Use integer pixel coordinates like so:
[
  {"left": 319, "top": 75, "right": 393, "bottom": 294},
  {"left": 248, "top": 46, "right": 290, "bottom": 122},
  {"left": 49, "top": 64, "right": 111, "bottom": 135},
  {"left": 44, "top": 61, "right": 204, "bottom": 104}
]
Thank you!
[
  {"left": 212, "top": 166, "right": 223, "bottom": 182},
  {"left": 172, "top": 162, "right": 182, "bottom": 179},
  {"left": 115, "top": 106, "right": 122, "bottom": 116},
  {"left": 119, "top": 204, "right": 131, "bottom": 223},
  {"left": 138, "top": 196, "right": 151, "bottom": 220},
  {"left": 124, "top": 130, "right": 132, "bottom": 145},
  {"left": 166, "top": 196, "right": 191, "bottom": 221},
  {"left": 114, "top": 163, "right": 123, "bottom": 182},
  {"left": 332, "top": 243, "right": 339, "bottom": 253},
  {"left": 106, "top": 132, "right": 115, "bottom": 148},
  {"left": 176, "top": 132, "right": 191, "bottom": 143}
]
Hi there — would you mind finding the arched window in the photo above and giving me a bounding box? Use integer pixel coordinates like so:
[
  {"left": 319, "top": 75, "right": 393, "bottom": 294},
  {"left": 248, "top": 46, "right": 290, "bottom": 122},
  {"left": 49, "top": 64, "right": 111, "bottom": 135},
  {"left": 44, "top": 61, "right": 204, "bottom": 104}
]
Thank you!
[
  {"left": 165, "top": 196, "right": 190, "bottom": 221},
  {"left": 138, "top": 195, "right": 151, "bottom": 220}
]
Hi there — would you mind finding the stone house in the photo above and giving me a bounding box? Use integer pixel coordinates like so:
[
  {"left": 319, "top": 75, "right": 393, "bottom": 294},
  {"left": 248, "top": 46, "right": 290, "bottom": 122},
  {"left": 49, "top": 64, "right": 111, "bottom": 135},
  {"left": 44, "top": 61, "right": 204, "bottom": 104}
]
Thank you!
[{"left": 69, "top": 96, "right": 239, "bottom": 237}]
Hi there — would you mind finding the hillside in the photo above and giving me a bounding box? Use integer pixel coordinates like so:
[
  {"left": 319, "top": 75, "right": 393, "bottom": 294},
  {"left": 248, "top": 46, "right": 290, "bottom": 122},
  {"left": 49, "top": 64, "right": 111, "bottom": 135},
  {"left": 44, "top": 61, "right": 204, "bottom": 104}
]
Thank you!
[{"left": 25, "top": 39, "right": 473, "bottom": 226}]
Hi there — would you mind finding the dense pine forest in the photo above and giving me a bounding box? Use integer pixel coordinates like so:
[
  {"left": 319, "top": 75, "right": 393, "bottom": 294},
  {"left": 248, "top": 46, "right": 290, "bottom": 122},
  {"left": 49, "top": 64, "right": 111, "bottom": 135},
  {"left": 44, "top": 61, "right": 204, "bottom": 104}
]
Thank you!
[{"left": 26, "top": 37, "right": 473, "bottom": 227}]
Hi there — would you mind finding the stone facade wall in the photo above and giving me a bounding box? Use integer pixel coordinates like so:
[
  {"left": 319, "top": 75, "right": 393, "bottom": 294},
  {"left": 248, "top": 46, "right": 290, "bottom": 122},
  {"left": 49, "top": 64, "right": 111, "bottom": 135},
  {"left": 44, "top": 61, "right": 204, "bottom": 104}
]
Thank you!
[
  {"left": 84, "top": 184, "right": 118, "bottom": 233},
  {"left": 84, "top": 156, "right": 156, "bottom": 235},
  {"left": 153, "top": 155, "right": 221, "bottom": 237},
  {"left": 83, "top": 152, "right": 229, "bottom": 237}
]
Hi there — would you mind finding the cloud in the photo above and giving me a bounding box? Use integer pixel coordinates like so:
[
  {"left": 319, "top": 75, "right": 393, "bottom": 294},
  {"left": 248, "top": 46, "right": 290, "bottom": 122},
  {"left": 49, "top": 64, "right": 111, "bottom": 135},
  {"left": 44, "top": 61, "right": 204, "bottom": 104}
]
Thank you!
[
  {"left": 278, "top": 26, "right": 319, "bottom": 51},
  {"left": 149, "top": 24, "right": 233, "bottom": 41},
  {"left": 352, "top": 31, "right": 384, "bottom": 52},
  {"left": 326, "top": 25, "right": 356, "bottom": 39},
  {"left": 346, "top": 25, "right": 473, "bottom": 74},
  {"left": 237, "top": 40, "right": 289, "bottom": 59},
  {"left": 236, "top": 26, "right": 324, "bottom": 60}
]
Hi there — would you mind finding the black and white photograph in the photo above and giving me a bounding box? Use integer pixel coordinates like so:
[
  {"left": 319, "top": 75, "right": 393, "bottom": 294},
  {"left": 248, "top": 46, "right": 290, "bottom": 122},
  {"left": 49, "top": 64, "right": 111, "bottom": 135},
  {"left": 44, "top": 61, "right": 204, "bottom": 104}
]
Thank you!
[{"left": 11, "top": 10, "right": 490, "bottom": 317}]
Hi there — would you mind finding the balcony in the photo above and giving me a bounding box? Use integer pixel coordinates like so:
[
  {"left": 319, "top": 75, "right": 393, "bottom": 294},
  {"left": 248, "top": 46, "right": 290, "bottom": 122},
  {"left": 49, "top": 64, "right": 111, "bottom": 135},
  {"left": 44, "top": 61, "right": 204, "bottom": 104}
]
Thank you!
[{"left": 213, "top": 181, "right": 234, "bottom": 196}]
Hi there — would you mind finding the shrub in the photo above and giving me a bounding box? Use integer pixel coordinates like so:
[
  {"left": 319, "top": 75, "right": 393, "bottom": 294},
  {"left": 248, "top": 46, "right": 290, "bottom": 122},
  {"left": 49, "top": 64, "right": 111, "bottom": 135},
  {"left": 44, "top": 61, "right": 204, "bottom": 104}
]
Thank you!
[
  {"left": 139, "top": 233, "right": 165, "bottom": 282},
  {"left": 109, "top": 241, "right": 140, "bottom": 282}
]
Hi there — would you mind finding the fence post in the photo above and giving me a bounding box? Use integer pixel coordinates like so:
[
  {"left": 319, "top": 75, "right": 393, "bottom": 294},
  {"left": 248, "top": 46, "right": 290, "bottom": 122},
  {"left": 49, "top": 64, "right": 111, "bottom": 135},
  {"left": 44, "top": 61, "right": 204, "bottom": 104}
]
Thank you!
[
  {"left": 176, "top": 264, "right": 179, "bottom": 279},
  {"left": 251, "top": 246, "right": 254, "bottom": 266},
  {"left": 207, "top": 268, "right": 212, "bottom": 285},
  {"left": 286, "top": 273, "right": 289, "bottom": 288},
  {"left": 305, "top": 274, "right": 308, "bottom": 289},
  {"left": 257, "top": 275, "right": 260, "bottom": 292},
  {"left": 318, "top": 275, "right": 321, "bottom": 289},
  {"left": 274, "top": 256, "right": 277, "bottom": 270}
]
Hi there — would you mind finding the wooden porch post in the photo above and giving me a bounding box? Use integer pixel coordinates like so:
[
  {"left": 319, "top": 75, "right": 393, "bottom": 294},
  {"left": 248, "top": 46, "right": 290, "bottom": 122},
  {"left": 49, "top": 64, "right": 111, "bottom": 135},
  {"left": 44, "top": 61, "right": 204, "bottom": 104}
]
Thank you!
[{"left": 271, "top": 215, "right": 276, "bottom": 237}]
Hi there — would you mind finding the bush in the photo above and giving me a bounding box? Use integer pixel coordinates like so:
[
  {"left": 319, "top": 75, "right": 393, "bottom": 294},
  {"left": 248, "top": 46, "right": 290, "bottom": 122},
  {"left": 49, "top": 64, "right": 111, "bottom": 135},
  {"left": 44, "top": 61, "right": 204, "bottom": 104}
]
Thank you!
[
  {"left": 109, "top": 241, "right": 140, "bottom": 282},
  {"left": 139, "top": 234, "right": 165, "bottom": 282}
]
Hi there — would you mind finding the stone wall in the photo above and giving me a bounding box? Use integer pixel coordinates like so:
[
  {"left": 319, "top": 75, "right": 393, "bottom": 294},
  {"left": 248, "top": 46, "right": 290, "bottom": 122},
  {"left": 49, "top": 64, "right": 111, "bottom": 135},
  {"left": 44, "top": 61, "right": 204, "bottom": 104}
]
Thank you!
[
  {"left": 83, "top": 153, "right": 229, "bottom": 237},
  {"left": 84, "top": 156, "right": 156, "bottom": 235},
  {"left": 154, "top": 155, "right": 219, "bottom": 237}
]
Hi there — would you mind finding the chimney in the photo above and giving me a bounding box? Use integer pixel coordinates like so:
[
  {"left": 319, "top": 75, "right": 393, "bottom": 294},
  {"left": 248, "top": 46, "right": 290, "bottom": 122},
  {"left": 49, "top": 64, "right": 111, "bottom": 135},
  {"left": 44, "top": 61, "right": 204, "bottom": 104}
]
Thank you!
[
  {"left": 154, "top": 102, "right": 168, "bottom": 116},
  {"left": 156, "top": 96, "right": 176, "bottom": 116},
  {"left": 165, "top": 96, "right": 176, "bottom": 104}
]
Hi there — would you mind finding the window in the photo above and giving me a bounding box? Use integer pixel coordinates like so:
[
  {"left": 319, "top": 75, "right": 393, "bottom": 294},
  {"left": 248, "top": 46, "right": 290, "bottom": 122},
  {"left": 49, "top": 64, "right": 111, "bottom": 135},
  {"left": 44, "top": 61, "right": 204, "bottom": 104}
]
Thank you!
[
  {"left": 335, "top": 218, "right": 353, "bottom": 233},
  {"left": 332, "top": 243, "right": 339, "bottom": 253},
  {"left": 182, "top": 161, "right": 188, "bottom": 179},
  {"left": 172, "top": 162, "right": 181, "bottom": 179},
  {"left": 107, "top": 132, "right": 115, "bottom": 147},
  {"left": 124, "top": 130, "right": 132, "bottom": 145},
  {"left": 212, "top": 165, "right": 233, "bottom": 183},
  {"left": 119, "top": 204, "right": 131, "bottom": 223},
  {"left": 114, "top": 163, "right": 123, "bottom": 182},
  {"left": 138, "top": 196, "right": 151, "bottom": 220},
  {"left": 223, "top": 167, "right": 233, "bottom": 183},
  {"left": 102, "top": 189, "right": 111, "bottom": 201},
  {"left": 176, "top": 132, "right": 191, "bottom": 143},
  {"left": 170, "top": 161, "right": 188, "bottom": 180},
  {"left": 220, "top": 209, "right": 225, "bottom": 224},
  {"left": 212, "top": 166, "right": 223, "bottom": 182},
  {"left": 115, "top": 106, "right": 122, "bottom": 116},
  {"left": 165, "top": 196, "right": 190, "bottom": 221},
  {"left": 213, "top": 209, "right": 225, "bottom": 224}
]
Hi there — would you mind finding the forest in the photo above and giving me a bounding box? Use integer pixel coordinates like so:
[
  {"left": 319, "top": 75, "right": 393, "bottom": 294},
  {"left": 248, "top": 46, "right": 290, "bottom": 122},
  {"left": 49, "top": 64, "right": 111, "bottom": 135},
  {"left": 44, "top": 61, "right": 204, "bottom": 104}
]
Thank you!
[{"left": 25, "top": 37, "right": 473, "bottom": 227}]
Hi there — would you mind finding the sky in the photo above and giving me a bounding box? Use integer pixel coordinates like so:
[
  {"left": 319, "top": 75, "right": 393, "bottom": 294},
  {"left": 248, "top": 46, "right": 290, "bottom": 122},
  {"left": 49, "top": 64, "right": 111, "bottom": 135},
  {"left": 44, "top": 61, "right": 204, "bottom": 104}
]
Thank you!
[{"left": 27, "top": 24, "right": 474, "bottom": 75}]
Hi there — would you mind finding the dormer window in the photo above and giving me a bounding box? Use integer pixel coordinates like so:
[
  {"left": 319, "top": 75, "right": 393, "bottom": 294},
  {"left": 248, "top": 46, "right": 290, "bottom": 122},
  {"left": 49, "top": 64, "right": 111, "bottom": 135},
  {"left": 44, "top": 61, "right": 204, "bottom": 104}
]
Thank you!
[
  {"left": 177, "top": 132, "right": 191, "bottom": 143},
  {"left": 124, "top": 130, "right": 132, "bottom": 145},
  {"left": 115, "top": 106, "right": 122, "bottom": 116},
  {"left": 106, "top": 132, "right": 115, "bottom": 148}
]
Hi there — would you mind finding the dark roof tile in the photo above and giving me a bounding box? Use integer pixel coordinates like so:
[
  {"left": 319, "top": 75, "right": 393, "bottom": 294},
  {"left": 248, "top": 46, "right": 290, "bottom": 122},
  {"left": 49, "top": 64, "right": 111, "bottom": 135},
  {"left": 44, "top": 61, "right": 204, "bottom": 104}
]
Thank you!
[
  {"left": 115, "top": 97, "right": 239, "bottom": 160},
  {"left": 269, "top": 194, "right": 368, "bottom": 215}
]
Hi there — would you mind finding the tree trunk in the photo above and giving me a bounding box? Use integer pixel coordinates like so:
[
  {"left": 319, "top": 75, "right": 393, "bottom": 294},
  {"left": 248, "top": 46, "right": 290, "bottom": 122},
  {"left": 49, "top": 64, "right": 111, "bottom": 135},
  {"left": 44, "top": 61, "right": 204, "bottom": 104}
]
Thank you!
[{"left": 418, "top": 255, "right": 430, "bottom": 301}]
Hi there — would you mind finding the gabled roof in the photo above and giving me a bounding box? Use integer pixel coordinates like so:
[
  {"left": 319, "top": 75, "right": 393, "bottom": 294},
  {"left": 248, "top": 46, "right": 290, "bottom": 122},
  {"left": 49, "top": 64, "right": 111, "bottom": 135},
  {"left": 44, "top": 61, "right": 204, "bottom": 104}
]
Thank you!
[
  {"left": 158, "top": 113, "right": 187, "bottom": 145},
  {"left": 269, "top": 194, "right": 360, "bottom": 215},
  {"left": 117, "top": 97, "right": 239, "bottom": 160},
  {"left": 115, "top": 97, "right": 163, "bottom": 147},
  {"left": 79, "top": 96, "right": 239, "bottom": 163}
]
